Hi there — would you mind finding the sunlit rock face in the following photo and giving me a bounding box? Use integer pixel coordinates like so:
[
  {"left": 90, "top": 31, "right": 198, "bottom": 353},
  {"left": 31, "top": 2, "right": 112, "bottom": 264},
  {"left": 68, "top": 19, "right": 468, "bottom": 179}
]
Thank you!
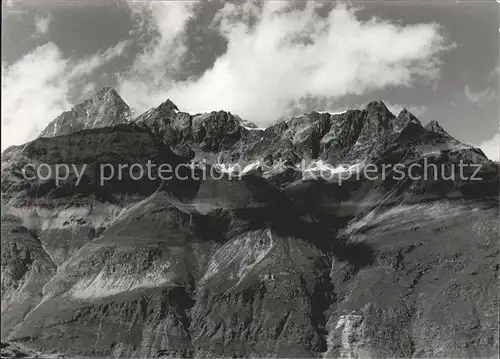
[
  {"left": 38, "top": 87, "right": 132, "bottom": 139},
  {"left": 1, "top": 89, "right": 498, "bottom": 357}
]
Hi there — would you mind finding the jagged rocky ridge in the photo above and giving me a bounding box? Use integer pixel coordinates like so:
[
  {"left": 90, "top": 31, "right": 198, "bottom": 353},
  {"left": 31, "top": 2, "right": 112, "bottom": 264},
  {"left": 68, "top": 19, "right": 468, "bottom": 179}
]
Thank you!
[{"left": 1, "top": 88, "right": 498, "bottom": 358}]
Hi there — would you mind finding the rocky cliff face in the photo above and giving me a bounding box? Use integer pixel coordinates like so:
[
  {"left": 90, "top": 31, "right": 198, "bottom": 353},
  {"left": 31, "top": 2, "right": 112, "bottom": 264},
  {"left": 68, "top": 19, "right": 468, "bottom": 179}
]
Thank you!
[{"left": 1, "top": 90, "right": 498, "bottom": 358}]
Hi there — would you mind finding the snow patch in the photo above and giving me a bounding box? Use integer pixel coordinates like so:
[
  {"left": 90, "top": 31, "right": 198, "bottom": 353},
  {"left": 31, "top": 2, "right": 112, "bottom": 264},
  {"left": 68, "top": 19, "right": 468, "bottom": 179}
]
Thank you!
[
  {"left": 124, "top": 111, "right": 132, "bottom": 122},
  {"left": 305, "top": 160, "right": 348, "bottom": 174},
  {"left": 302, "top": 160, "right": 362, "bottom": 176},
  {"left": 319, "top": 109, "right": 350, "bottom": 115},
  {"left": 213, "top": 160, "right": 263, "bottom": 175},
  {"left": 243, "top": 125, "right": 265, "bottom": 131}
]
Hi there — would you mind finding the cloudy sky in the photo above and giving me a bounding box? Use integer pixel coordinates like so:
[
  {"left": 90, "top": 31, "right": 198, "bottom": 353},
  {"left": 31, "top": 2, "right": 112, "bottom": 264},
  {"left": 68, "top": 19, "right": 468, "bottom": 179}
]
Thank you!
[{"left": 2, "top": 0, "right": 499, "bottom": 160}]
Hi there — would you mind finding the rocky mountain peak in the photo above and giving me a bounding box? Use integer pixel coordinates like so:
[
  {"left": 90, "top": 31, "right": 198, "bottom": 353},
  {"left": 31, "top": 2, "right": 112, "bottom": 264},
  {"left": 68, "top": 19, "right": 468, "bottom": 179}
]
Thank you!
[
  {"left": 157, "top": 98, "right": 179, "bottom": 114},
  {"left": 352, "top": 101, "right": 395, "bottom": 148},
  {"left": 96, "top": 86, "right": 118, "bottom": 97},
  {"left": 362, "top": 100, "right": 396, "bottom": 129},
  {"left": 397, "top": 107, "right": 420, "bottom": 122},
  {"left": 364, "top": 100, "right": 393, "bottom": 117},
  {"left": 38, "top": 87, "right": 131, "bottom": 138},
  {"left": 394, "top": 108, "right": 422, "bottom": 132},
  {"left": 424, "top": 120, "right": 450, "bottom": 137},
  {"left": 88, "top": 86, "right": 129, "bottom": 108},
  {"left": 134, "top": 99, "right": 180, "bottom": 125}
]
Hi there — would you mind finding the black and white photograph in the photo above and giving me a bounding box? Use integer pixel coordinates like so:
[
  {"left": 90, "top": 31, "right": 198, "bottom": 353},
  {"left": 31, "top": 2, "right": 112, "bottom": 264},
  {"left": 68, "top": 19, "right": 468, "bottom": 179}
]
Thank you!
[{"left": 1, "top": 0, "right": 499, "bottom": 357}]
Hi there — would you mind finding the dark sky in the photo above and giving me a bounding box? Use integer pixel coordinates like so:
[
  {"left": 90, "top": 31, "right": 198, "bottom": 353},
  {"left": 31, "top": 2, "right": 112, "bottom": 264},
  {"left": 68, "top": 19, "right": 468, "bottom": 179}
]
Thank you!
[{"left": 2, "top": 0, "right": 499, "bottom": 159}]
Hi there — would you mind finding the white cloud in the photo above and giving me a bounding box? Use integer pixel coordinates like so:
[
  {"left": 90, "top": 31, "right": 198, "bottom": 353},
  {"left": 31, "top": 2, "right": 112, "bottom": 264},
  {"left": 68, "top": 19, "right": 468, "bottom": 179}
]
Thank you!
[
  {"left": 119, "top": 1, "right": 447, "bottom": 126},
  {"left": 34, "top": 13, "right": 52, "bottom": 36},
  {"left": 80, "top": 82, "right": 97, "bottom": 101},
  {"left": 118, "top": 1, "right": 197, "bottom": 111},
  {"left": 1, "top": 41, "right": 128, "bottom": 150},
  {"left": 477, "top": 132, "right": 500, "bottom": 162},
  {"left": 464, "top": 84, "right": 496, "bottom": 106},
  {"left": 68, "top": 40, "right": 130, "bottom": 78}
]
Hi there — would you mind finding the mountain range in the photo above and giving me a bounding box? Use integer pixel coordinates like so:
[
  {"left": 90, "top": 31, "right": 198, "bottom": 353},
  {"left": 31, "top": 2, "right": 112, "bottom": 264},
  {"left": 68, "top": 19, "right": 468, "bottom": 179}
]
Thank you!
[{"left": 1, "top": 87, "right": 498, "bottom": 358}]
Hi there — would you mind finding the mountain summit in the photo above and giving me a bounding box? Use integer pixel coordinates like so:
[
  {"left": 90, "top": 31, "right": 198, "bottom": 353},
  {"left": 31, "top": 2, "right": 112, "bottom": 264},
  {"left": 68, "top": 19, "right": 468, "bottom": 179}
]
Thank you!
[{"left": 38, "top": 87, "right": 131, "bottom": 138}]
